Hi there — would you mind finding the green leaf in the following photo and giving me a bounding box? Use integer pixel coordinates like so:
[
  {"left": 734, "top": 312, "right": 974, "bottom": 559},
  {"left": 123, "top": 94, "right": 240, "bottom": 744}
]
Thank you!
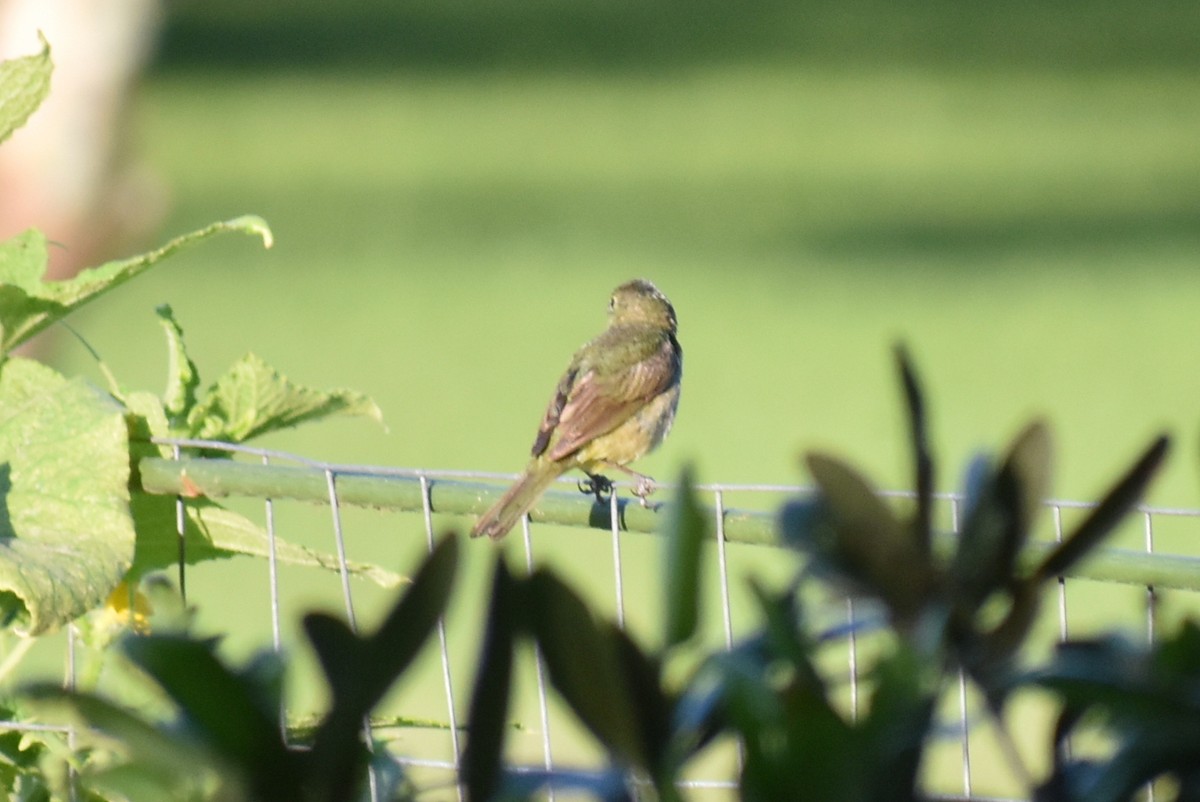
[
  {"left": 127, "top": 489, "right": 403, "bottom": 588},
  {"left": 23, "top": 684, "right": 217, "bottom": 780},
  {"left": 307, "top": 533, "right": 457, "bottom": 715},
  {"left": 464, "top": 558, "right": 520, "bottom": 802},
  {"left": 950, "top": 420, "right": 1052, "bottom": 612},
  {"left": 155, "top": 304, "right": 200, "bottom": 427},
  {"left": 859, "top": 645, "right": 938, "bottom": 796},
  {"left": 804, "top": 453, "right": 934, "bottom": 628},
  {"left": 895, "top": 344, "right": 934, "bottom": 557},
  {"left": 124, "top": 391, "right": 401, "bottom": 587},
  {"left": 1035, "top": 434, "right": 1169, "bottom": 581},
  {"left": 121, "top": 635, "right": 299, "bottom": 800},
  {"left": 0, "top": 33, "right": 51, "bottom": 145},
  {"left": 0, "top": 359, "right": 134, "bottom": 634},
  {"left": 306, "top": 534, "right": 458, "bottom": 801},
  {"left": 662, "top": 464, "right": 708, "bottom": 651},
  {"left": 611, "top": 626, "right": 672, "bottom": 777},
  {"left": 186, "top": 352, "right": 382, "bottom": 443},
  {"left": 0, "top": 216, "right": 273, "bottom": 356},
  {"left": 527, "top": 568, "right": 646, "bottom": 770}
]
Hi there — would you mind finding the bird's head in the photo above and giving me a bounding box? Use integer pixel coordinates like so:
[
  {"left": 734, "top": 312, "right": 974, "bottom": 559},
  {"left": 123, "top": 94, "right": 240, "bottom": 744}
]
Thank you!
[{"left": 608, "top": 279, "right": 677, "bottom": 331}]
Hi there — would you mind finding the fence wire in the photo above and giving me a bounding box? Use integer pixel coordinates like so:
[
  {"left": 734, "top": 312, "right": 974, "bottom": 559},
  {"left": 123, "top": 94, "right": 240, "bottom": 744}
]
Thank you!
[{"left": 5, "top": 436, "right": 1200, "bottom": 801}]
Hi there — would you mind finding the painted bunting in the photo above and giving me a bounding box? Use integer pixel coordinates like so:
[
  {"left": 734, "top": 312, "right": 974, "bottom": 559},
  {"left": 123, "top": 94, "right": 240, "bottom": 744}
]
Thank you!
[{"left": 471, "top": 279, "right": 683, "bottom": 540}]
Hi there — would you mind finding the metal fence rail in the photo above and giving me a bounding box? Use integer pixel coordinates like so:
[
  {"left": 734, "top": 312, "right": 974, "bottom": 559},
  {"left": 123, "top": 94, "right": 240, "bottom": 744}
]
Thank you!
[{"left": 7, "top": 436, "right": 1200, "bottom": 800}]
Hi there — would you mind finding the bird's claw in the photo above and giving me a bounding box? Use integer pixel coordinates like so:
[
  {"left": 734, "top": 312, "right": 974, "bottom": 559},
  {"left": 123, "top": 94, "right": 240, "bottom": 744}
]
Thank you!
[
  {"left": 632, "top": 476, "right": 657, "bottom": 507},
  {"left": 578, "top": 474, "right": 614, "bottom": 504}
]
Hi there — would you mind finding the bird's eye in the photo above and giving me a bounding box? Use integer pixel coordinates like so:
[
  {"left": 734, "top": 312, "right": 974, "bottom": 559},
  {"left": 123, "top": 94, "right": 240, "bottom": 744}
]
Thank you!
[{"left": 608, "top": 296, "right": 616, "bottom": 311}]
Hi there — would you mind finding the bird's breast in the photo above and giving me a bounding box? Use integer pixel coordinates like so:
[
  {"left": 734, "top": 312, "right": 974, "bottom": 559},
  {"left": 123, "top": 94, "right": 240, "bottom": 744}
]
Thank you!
[{"left": 575, "top": 383, "right": 681, "bottom": 468}]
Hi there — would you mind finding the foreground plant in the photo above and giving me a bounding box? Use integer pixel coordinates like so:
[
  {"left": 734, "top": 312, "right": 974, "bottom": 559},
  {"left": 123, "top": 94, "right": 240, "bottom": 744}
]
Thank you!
[
  {"left": 25, "top": 536, "right": 458, "bottom": 802},
  {"left": 776, "top": 346, "right": 1169, "bottom": 794},
  {"left": 0, "top": 43, "right": 393, "bottom": 639}
]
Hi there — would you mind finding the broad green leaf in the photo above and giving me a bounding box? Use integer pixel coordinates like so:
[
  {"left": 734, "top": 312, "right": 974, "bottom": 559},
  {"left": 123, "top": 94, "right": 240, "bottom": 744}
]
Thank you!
[
  {"left": 662, "top": 465, "right": 707, "bottom": 651},
  {"left": 155, "top": 304, "right": 200, "bottom": 427},
  {"left": 0, "top": 34, "right": 51, "bottom": 145},
  {"left": 187, "top": 352, "right": 383, "bottom": 442},
  {"left": 0, "top": 216, "right": 273, "bottom": 356},
  {"left": 859, "top": 646, "right": 938, "bottom": 797},
  {"left": 125, "top": 390, "right": 174, "bottom": 459},
  {"left": 0, "top": 359, "right": 134, "bottom": 634}
]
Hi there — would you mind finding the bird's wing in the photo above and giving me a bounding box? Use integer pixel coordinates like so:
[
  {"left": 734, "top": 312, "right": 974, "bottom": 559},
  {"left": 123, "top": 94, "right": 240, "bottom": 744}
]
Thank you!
[
  {"left": 530, "top": 365, "right": 577, "bottom": 458},
  {"left": 544, "top": 335, "right": 679, "bottom": 462}
]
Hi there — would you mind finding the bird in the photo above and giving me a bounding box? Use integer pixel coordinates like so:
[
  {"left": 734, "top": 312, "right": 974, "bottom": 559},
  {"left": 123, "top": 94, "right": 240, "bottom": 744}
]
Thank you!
[{"left": 471, "top": 279, "right": 683, "bottom": 540}]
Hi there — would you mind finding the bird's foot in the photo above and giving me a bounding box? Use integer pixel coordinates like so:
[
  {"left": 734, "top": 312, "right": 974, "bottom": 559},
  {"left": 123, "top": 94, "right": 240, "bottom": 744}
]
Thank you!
[
  {"left": 631, "top": 474, "right": 657, "bottom": 507},
  {"left": 578, "top": 473, "right": 614, "bottom": 504}
]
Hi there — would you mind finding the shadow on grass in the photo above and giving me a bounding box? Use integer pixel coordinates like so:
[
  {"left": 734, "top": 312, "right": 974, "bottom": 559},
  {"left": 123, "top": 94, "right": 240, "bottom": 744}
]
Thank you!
[
  {"left": 801, "top": 205, "right": 1200, "bottom": 262},
  {"left": 155, "top": 0, "right": 1200, "bottom": 74}
]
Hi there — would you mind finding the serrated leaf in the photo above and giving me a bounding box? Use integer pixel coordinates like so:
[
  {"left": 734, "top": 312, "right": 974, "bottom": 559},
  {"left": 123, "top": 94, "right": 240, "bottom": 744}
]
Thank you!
[
  {"left": 0, "top": 33, "right": 51, "bottom": 145},
  {"left": 125, "top": 390, "right": 401, "bottom": 587},
  {"left": 127, "top": 490, "right": 403, "bottom": 588},
  {"left": 0, "top": 359, "right": 134, "bottom": 634},
  {"left": 663, "top": 464, "right": 707, "bottom": 651},
  {"left": 186, "top": 352, "right": 382, "bottom": 443},
  {"left": 155, "top": 304, "right": 200, "bottom": 427},
  {"left": 0, "top": 216, "right": 273, "bottom": 356}
]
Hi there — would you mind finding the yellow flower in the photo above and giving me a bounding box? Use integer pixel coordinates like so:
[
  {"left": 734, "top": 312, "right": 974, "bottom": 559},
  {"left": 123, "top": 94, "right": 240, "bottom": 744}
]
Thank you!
[{"left": 103, "top": 580, "right": 153, "bottom": 634}]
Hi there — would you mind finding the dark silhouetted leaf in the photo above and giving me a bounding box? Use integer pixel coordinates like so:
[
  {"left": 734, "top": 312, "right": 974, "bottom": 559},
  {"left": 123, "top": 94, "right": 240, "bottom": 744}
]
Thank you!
[
  {"left": 307, "top": 533, "right": 458, "bottom": 716},
  {"left": 859, "top": 645, "right": 938, "bottom": 798},
  {"left": 610, "top": 626, "right": 671, "bottom": 776},
  {"left": 306, "top": 533, "right": 458, "bottom": 802},
  {"left": 120, "top": 635, "right": 297, "bottom": 799},
  {"left": 951, "top": 421, "right": 1052, "bottom": 613},
  {"left": 464, "top": 558, "right": 521, "bottom": 802},
  {"left": 527, "top": 569, "right": 645, "bottom": 770},
  {"left": 24, "top": 684, "right": 218, "bottom": 780},
  {"left": 662, "top": 464, "right": 708, "bottom": 651},
  {"left": 303, "top": 613, "right": 363, "bottom": 704},
  {"left": 805, "top": 453, "right": 933, "bottom": 627},
  {"left": 895, "top": 344, "right": 933, "bottom": 557},
  {"left": 1036, "top": 435, "right": 1168, "bottom": 581}
]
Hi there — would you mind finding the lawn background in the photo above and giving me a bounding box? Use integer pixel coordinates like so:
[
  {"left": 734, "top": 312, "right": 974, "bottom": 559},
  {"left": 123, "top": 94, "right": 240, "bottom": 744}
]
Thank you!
[{"left": 29, "top": 0, "right": 1200, "bottom": 796}]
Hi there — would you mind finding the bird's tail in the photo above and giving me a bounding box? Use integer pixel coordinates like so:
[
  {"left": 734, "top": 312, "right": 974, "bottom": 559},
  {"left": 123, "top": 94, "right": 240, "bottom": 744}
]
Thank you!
[{"left": 471, "top": 459, "right": 567, "bottom": 540}]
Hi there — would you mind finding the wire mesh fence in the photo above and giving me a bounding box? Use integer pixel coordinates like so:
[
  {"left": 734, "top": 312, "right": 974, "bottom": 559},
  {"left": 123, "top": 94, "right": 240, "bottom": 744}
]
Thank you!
[{"left": 6, "top": 436, "right": 1200, "bottom": 800}]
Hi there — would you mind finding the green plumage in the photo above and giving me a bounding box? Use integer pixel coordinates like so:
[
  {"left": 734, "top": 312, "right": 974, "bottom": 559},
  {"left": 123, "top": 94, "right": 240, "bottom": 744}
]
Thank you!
[{"left": 472, "top": 279, "right": 682, "bottom": 540}]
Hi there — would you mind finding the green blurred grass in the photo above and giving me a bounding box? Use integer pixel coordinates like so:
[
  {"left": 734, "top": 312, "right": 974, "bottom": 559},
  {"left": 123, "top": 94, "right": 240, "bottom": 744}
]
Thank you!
[
  {"left": 61, "top": 65, "right": 1200, "bottom": 503},
  {"left": 31, "top": 3, "right": 1200, "bottom": 794}
]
